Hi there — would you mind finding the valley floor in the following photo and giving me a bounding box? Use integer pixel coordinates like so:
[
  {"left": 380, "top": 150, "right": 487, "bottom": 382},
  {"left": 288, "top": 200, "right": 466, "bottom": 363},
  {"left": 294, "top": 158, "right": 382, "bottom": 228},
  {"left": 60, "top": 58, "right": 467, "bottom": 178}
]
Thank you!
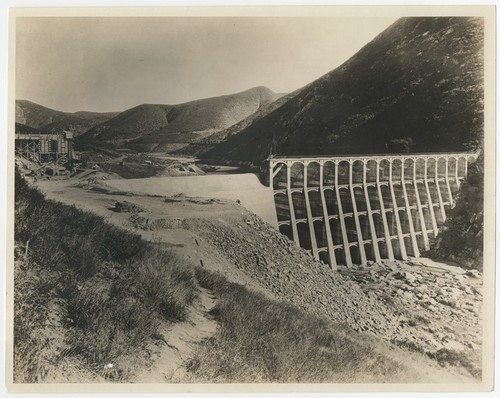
[{"left": 26, "top": 173, "right": 483, "bottom": 384}]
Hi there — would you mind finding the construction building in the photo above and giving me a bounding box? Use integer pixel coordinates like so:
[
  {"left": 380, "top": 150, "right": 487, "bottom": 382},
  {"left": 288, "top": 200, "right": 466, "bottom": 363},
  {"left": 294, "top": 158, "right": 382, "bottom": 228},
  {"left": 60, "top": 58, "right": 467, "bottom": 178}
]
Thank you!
[{"left": 15, "top": 130, "right": 74, "bottom": 164}]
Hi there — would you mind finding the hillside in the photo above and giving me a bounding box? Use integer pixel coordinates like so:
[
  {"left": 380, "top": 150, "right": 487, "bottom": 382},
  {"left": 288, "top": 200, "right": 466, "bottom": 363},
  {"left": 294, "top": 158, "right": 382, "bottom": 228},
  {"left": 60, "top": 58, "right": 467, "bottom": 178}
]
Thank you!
[
  {"left": 78, "top": 86, "right": 283, "bottom": 152},
  {"left": 15, "top": 122, "right": 40, "bottom": 135},
  {"left": 15, "top": 100, "right": 119, "bottom": 136},
  {"left": 428, "top": 154, "right": 484, "bottom": 270},
  {"left": 201, "top": 17, "right": 484, "bottom": 163},
  {"left": 16, "top": 100, "right": 69, "bottom": 128}
]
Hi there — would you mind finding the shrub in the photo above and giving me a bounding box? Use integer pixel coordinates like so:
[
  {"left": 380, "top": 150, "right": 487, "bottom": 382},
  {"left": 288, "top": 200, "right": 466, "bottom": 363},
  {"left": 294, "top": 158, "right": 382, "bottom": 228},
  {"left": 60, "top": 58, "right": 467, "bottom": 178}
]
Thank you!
[{"left": 427, "top": 155, "right": 484, "bottom": 270}]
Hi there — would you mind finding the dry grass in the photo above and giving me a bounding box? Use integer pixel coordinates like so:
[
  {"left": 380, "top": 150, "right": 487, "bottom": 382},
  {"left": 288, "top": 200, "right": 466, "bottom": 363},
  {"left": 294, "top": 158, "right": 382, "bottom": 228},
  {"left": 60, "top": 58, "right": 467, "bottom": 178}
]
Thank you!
[
  {"left": 189, "top": 267, "right": 452, "bottom": 383},
  {"left": 14, "top": 169, "right": 197, "bottom": 382},
  {"left": 13, "top": 258, "right": 59, "bottom": 382},
  {"left": 429, "top": 348, "right": 482, "bottom": 379},
  {"left": 134, "top": 248, "right": 197, "bottom": 321}
]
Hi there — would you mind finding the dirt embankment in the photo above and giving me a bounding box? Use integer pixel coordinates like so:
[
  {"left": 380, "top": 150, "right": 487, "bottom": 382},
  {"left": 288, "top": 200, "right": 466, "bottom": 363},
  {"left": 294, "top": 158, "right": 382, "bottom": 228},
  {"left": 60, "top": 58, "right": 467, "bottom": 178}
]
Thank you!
[{"left": 104, "top": 173, "right": 278, "bottom": 227}]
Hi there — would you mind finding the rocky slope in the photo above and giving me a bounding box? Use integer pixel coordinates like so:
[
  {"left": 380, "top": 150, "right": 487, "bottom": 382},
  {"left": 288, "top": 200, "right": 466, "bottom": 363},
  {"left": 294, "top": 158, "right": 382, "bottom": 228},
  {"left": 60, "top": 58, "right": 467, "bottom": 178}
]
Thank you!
[
  {"left": 184, "top": 212, "right": 482, "bottom": 376},
  {"left": 202, "top": 17, "right": 484, "bottom": 163},
  {"left": 15, "top": 100, "right": 119, "bottom": 136},
  {"left": 79, "top": 86, "right": 284, "bottom": 152}
]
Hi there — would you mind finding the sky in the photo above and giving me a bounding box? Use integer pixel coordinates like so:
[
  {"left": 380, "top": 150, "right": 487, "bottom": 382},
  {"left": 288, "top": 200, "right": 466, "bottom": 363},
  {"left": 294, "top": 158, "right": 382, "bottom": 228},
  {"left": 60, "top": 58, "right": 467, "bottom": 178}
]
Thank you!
[{"left": 16, "top": 16, "right": 397, "bottom": 113}]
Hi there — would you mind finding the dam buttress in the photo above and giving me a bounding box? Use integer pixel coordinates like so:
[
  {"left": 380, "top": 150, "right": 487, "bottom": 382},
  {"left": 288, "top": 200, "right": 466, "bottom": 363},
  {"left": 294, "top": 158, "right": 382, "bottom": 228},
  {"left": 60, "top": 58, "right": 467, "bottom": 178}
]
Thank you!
[{"left": 269, "top": 152, "right": 479, "bottom": 270}]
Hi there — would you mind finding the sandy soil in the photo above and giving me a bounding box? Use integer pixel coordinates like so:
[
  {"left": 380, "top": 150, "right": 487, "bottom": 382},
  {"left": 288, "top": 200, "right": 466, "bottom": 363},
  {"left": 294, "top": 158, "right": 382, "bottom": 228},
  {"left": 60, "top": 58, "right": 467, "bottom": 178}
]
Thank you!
[
  {"left": 36, "top": 177, "right": 274, "bottom": 298},
  {"left": 130, "top": 286, "right": 217, "bottom": 383},
  {"left": 103, "top": 173, "right": 278, "bottom": 227}
]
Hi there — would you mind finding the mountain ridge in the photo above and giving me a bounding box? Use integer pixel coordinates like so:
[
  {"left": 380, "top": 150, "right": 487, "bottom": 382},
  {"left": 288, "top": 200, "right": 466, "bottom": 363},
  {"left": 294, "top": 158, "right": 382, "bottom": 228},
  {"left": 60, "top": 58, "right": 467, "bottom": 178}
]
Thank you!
[
  {"left": 79, "top": 86, "right": 284, "bottom": 152},
  {"left": 16, "top": 100, "right": 120, "bottom": 136},
  {"left": 201, "top": 17, "right": 484, "bottom": 163}
]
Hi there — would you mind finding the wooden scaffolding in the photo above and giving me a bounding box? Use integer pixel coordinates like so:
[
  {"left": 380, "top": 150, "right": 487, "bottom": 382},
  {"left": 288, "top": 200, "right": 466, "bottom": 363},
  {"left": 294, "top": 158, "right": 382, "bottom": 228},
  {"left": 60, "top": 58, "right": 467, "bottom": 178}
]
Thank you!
[{"left": 15, "top": 131, "right": 74, "bottom": 164}]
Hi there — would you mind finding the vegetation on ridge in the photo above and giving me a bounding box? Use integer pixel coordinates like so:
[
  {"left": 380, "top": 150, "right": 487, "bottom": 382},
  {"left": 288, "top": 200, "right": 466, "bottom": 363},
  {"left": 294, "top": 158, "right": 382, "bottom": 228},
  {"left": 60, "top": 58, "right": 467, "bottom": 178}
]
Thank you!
[
  {"left": 77, "top": 86, "right": 284, "bottom": 153},
  {"left": 202, "top": 17, "right": 484, "bottom": 163},
  {"left": 15, "top": 100, "right": 119, "bottom": 136}
]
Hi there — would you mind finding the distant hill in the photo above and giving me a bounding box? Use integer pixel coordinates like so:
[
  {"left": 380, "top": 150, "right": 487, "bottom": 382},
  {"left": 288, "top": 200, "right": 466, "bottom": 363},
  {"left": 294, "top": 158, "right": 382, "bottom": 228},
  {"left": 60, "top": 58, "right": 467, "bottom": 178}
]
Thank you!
[
  {"left": 177, "top": 91, "right": 298, "bottom": 156},
  {"left": 16, "top": 100, "right": 67, "bottom": 128},
  {"left": 78, "top": 86, "right": 284, "bottom": 152},
  {"left": 16, "top": 100, "right": 119, "bottom": 136},
  {"left": 201, "top": 17, "right": 484, "bottom": 164}
]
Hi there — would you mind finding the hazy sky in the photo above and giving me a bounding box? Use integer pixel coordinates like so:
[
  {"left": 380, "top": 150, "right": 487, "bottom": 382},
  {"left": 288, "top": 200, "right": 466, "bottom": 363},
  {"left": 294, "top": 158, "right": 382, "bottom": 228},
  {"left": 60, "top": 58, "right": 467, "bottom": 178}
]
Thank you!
[{"left": 16, "top": 16, "right": 397, "bottom": 113}]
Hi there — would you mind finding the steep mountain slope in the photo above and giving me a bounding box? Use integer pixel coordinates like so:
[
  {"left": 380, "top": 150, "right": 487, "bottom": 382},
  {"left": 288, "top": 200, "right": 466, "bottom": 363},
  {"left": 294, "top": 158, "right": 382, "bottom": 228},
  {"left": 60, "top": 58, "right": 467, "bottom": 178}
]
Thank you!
[
  {"left": 428, "top": 155, "right": 484, "bottom": 270},
  {"left": 15, "top": 100, "right": 119, "bottom": 136},
  {"left": 202, "top": 17, "right": 484, "bottom": 163},
  {"left": 82, "top": 103, "right": 171, "bottom": 142},
  {"left": 79, "top": 87, "right": 283, "bottom": 152}
]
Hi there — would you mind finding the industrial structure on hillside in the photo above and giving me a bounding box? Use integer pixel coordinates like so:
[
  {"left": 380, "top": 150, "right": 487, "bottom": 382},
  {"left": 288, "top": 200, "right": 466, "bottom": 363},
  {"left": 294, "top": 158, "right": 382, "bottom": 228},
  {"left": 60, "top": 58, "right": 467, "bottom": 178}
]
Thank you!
[
  {"left": 269, "top": 152, "right": 479, "bottom": 269},
  {"left": 15, "top": 130, "right": 74, "bottom": 164}
]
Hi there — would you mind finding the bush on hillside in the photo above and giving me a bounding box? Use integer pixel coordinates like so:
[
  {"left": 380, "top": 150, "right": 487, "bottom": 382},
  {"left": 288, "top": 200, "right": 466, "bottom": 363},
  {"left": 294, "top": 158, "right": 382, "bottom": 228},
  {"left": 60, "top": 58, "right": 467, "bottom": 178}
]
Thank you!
[{"left": 427, "top": 157, "right": 484, "bottom": 270}]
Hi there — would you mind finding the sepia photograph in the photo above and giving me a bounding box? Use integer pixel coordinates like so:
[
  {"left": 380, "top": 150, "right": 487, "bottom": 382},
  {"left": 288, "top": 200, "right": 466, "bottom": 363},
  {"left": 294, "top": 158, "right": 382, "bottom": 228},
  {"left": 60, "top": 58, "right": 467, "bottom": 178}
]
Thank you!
[{"left": 3, "top": 3, "right": 496, "bottom": 394}]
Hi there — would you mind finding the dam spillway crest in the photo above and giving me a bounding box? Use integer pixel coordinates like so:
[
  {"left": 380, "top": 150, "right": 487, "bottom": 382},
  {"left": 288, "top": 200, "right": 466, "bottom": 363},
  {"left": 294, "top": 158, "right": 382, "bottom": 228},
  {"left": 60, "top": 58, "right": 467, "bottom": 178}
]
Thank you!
[{"left": 269, "top": 152, "right": 479, "bottom": 270}]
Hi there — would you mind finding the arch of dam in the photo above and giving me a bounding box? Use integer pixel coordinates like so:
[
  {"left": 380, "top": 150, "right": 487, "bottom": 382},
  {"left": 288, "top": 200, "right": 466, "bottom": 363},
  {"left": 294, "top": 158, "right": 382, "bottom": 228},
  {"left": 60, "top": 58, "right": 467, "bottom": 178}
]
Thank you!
[{"left": 269, "top": 152, "right": 479, "bottom": 270}]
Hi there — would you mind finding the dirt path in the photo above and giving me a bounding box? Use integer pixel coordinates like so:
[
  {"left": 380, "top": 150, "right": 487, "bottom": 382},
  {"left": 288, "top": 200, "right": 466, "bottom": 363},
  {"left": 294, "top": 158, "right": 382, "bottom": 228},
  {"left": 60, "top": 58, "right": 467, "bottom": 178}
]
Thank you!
[{"left": 131, "top": 285, "right": 217, "bottom": 383}]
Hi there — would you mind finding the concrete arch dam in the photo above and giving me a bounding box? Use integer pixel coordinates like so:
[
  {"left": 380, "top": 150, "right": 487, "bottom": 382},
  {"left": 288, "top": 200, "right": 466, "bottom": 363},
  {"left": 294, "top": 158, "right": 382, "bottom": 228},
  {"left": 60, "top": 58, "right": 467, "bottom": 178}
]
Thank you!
[{"left": 269, "top": 152, "right": 479, "bottom": 270}]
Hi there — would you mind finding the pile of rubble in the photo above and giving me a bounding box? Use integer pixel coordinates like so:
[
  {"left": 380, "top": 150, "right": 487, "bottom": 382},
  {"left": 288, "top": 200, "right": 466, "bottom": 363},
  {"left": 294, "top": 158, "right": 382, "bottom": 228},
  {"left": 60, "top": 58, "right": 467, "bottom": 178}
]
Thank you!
[
  {"left": 342, "top": 260, "right": 482, "bottom": 358},
  {"left": 184, "top": 212, "right": 482, "bottom": 374}
]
